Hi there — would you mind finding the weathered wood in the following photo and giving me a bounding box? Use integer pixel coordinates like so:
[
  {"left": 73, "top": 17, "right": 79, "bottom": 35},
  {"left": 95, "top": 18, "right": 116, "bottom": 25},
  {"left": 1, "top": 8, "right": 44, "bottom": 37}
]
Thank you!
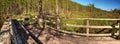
[
  {"left": 39, "top": 18, "right": 43, "bottom": 28},
  {"left": 118, "top": 22, "right": 120, "bottom": 39},
  {"left": 45, "top": 17, "right": 120, "bottom": 37},
  {"left": 47, "top": 26, "right": 119, "bottom": 36},
  {"left": 65, "top": 18, "right": 120, "bottom": 37},
  {"left": 45, "top": 15, "right": 58, "bottom": 18},
  {"left": 66, "top": 24, "right": 119, "bottom": 28},
  {"left": 0, "top": 31, "right": 10, "bottom": 44},
  {"left": 0, "top": 22, "right": 11, "bottom": 44},
  {"left": 70, "top": 18, "right": 120, "bottom": 20},
  {"left": 86, "top": 33, "right": 118, "bottom": 36},
  {"left": 57, "top": 17, "right": 60, "bottom": 29},
  {"left": 86, "top": 20, "right": 89, "bottom": 37},
  {"left": 45, "top": 20, "right": 50, "bottom": 23}
]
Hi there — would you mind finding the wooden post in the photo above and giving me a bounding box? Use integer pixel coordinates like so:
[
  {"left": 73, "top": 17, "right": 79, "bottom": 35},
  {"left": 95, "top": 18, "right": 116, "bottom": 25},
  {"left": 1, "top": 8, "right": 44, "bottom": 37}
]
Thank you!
[
  {"left": 39, "top": 18, "right": 43, "bottom": 28},
  {"left": 118, "top": 22, "right": 120, "bottom": 40},
  {"left": 57, "top": 17, "right": 60, "bottom": 29},
  {"left": 86, "top": 19, "right": 89, "bottom": 37},
  {"left": 38, "top": 0, "right": 44, "bottom": 28},
  {"left": 111, "top": 25, "right": 115, "bottom": 37}
]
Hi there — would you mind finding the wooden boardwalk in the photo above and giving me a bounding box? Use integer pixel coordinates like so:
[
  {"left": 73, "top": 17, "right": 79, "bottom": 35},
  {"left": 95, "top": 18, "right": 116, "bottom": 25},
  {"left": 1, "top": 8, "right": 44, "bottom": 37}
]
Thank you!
[{"left": 0, "top": 22, "right": 11, "bottom": 44}]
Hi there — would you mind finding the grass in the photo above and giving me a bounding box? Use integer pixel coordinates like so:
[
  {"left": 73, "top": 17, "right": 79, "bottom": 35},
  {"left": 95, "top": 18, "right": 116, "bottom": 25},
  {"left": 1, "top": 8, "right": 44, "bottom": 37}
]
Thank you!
[
  {"left": 61, "top": 18, "right": 117, "bottom": 34},
  {"left": 11, "top": 12, "right": 118, "bottom": 34},
  {"left": 11, "top": 13, "right": 118, "bottom": 34}
]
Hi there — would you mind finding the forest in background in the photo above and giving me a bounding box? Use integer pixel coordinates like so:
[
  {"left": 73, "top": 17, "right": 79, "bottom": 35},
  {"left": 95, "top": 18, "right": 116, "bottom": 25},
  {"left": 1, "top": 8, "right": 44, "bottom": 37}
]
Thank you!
[{"left": 0, "top": 0, "right": 120, "bottom": 33}]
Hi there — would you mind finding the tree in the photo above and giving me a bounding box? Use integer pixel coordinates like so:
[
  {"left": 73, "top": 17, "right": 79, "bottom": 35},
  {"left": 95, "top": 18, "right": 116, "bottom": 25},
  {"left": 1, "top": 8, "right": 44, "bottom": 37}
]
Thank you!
[
  {"left": 111, "top": 8, "right": 120, "bottom": 18},
  {"left": 56, "top": 0, "right": 59, "bottom": 15},
  {"left": 39, "top": 0, "right": 42, "bottom": 16}
]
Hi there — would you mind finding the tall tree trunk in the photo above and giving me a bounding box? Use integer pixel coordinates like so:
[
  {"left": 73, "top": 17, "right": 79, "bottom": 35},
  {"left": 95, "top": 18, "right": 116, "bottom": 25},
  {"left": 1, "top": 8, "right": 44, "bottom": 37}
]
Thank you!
[
  {"left": 39, "top": 0, "right": 42, "bottom": 17},
  {"left": 56, "top": 0, "right": 58, "bottom": 15},
  {"left": 38, "top": 0, "right": 43, "bottom": 28}
]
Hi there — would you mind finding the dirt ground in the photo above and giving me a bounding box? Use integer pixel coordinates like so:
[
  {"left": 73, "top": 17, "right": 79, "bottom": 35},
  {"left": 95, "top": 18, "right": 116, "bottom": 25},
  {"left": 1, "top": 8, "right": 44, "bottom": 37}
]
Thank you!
[{"left": 24, "top": 25, "right": 120, "bottom": 44}]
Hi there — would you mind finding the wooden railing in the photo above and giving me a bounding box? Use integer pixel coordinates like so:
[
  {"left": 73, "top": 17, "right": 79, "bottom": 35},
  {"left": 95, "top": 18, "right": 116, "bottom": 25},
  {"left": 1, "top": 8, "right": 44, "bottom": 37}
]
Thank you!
[
  {"left": 0, "top": 22, "right": 11, "bottom": 44},
  {"left": 43, "top": 15, "right": 120, "bottom": 39},
  {"left": 44, "top": 15, "right": 60, "bottom": 29},
  {"left": 65, "top": 18, "right": 120, "bottom": 37}
]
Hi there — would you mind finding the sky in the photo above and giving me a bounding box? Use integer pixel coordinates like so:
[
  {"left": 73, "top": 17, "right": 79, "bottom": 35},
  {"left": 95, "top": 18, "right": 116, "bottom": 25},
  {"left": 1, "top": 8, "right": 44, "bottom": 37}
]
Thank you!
[{"left": 71, "top": 0, "right": 120, "bottom": 11}]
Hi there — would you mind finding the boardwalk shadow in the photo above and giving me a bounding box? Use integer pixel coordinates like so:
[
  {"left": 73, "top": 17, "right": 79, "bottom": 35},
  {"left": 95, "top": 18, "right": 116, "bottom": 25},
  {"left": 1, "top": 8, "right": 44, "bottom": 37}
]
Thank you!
[
  {"left": 11, "top": 19, "right": 43, "bottom": 44},
  {"left": 0, "top": 30, "right": 10, "bottom": 35},
  {"left": 26, "top": 28, "right": 43, "bottom": 44}
]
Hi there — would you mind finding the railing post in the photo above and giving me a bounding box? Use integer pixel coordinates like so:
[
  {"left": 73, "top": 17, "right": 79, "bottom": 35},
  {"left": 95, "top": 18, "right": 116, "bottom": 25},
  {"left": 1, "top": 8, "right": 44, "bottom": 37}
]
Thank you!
[
  {"left": 111, "top": 23, "right": 116, "bottom": 37},
  {"left": 57, "top": 17, "right": 60, "bottom": 30},
  {"left": 39, "top": 18, "right": 43, "bottom": 28},
  {"left": 118, "top": 22, "right": 120, "bottom": 40},
  {"left": 86, "top": 19, "right": 89, "bottom": 37}
]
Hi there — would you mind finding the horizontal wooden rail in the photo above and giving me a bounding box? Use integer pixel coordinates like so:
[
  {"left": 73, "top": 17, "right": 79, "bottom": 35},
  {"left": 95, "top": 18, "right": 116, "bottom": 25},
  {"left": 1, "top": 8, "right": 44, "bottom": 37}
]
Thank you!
[
  {"left": 44, "top": 16, "right": 120, "bottom": 37},
  {"left": 66, "top": 24, "right": 119, "bottom": 28},
  {"left": 62, "top": 18, "right": 120, "bottom": 37},
  {"left": 46, "top": 15, "right": 58, "bottom": 18},
  {"left": 70, "top": 18, "right": 120, "bottom": 20},
  {"left": 47, "top": 26, "right": 119, "bottom": 36},
  {"left": 85, "top": 33, "right": 118, "bottom": 36},
  {"left": 45, "top": 20, "right": 50, "bottom": 22}
]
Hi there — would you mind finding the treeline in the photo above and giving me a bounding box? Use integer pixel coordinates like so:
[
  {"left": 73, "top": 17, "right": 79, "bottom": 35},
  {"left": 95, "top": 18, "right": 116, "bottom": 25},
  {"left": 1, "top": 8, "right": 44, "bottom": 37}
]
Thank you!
[
  {"left": 0, "top": 0, "right": 120, "bottom": 22},
  {"left": 42, "top": 0, "right": 120, "bottom": 33},
  {"left": 42, "top": 0, "right": 120, "bottom": 18},
  {"left": 0, "top": 0, "right": 39, "bottom": 28},
  {"left": 0, "top": 0, "right": 120, "bottom": 29}
]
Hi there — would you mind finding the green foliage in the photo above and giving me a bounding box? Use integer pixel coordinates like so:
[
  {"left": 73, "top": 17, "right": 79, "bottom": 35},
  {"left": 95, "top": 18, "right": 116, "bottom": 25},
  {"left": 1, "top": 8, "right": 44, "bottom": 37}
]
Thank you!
[
  {"left": 61, "top": 26, "right": 77, "bottom": 32},
  {"left": 0, "top": 0, "right": 39, "bottom": 28},
  {"left": 0, "top": 0, "right": 120, "bottom": 33},
  {"left": 111, "top": 9, "right": 120, "bottom": 18},
  {"left": 61, "top": 18, "right": 86, "bottom": 25}
]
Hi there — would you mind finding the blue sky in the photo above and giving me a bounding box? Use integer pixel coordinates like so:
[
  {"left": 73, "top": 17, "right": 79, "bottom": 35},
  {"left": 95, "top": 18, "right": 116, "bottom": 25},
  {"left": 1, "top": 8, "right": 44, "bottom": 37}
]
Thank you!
[{"left": 71, "top": 0, "right": 120, "bottom": 11}]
